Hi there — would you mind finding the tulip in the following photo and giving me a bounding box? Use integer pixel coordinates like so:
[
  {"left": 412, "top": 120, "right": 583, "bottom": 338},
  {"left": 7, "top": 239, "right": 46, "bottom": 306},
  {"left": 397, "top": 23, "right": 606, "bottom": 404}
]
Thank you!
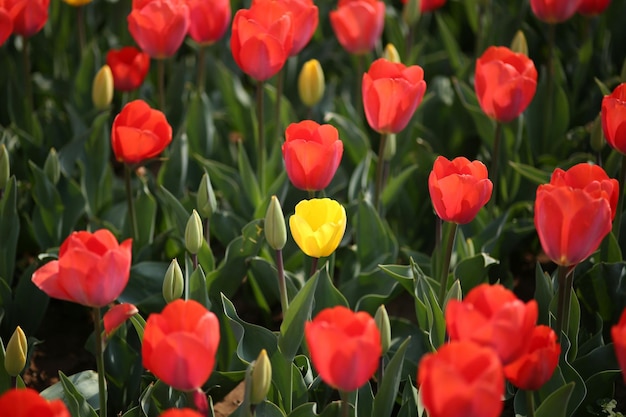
[
  {"left": 612, "top": 308, "right": 626, "bottom": 383},
  {"left": 163, "top": 258, "right": 184, "bottom": 303},
  {"left": 289, "top": 198, "right": 347, "bottom": 258},
  {"left": 143, "top": 299, "right": 220, "bottom": 391},
  {"left": 298, "top": 59, "right": 325, "bottom": 107},
  {"left": 382, "top": 43, "right": 401, "bottom": 63},
  {"left": 530, "top": 0, "right": 581, "bottom": 23},
  {"left": 3, "top": 0, "right": 49, "bottom": 38},
  {"left": 305, "top": 306, "right": 381, "bottom": 391},
  {"left": 418, "top": 341, "right": 504, "bottom": 417},
  {"left": 602, "top": 83, "right": 626, "bottom": 155},
  {"left": 275, "top": 0, "right": 318, "bottom": 56},
  {"left": 0, "top": 9, "right": 12, "bottom": 46},
  {"left": 446, "top": 284, "right": 538, "bottom": 365},
  {"left": 62, "top": 0, "right": 92, "bottom": 5},
  {"left": 329, "top": 0, "right": 385, "bottom": 55},
  {"left": 474, "top": 46, "right": 537, "bottom": 123},
  {"left": 196, "top": 172, "right": 217, "bottom": 219},
  {"left": 111, "top": 99, "right": 173, "bottom": 164},
  {"left": 577, "top": 0, "right": 611, "bottom": 15},
  {"left": 186, "top": 0, "right": 231, "bottom": 45},
  {"left": 43, "top": 148, "right": 60, "bottom": 185},
  {"left": 0, "top": 388, "right": 70, "bottom": 417},
  {"left": 362, "top": 58, "right": 427, "bottom": 134},
  {"left": 159, "top": 410, "right": 204, "bottom": 417},
  {"left": 504, "top": 325, "right": 560, "bottom": 390},
  {"left": 428, "top": 156, "right": 493, "bottom": 224},
  {"left": 185, "top": 209, "right": 204, "bottom": 255},
  {"left": 548, "top": 163, "right": 618, "bottom": 220},
  {"left": 106, "top": 47, "right": 151, "bottom": 92},
  {"left": 92, "top": 65, "right": 114, "bottom": 110},
  {"left": 128, "top": 0, "right": 190, "bottom": 59},
  {"left": 249, "top": 349, "right": 272, "bottom": 404},
  {"left": 32, "top": 229, "right": 132, "bottom": 308},
  {"left": 230, "top": 0, "right": 293, "bottom": 81},
  {"left": 265, "top": 196, "right": 287, "bottom": 251},
  {"left": 103, "top": 303, "right": 138, "bottom": 337},
  {"left": 510, "top": 31, "right": 529, "bottom": 56},
  {"left": 374, "top": 305, "right": 391, "bottom": 355},
  {"left": 400, "top": 0, "right": 446, "bottom": 13},
  {"left": 282, "top": 121, "right": 343, "bottom": 191},
  {"left": 534, "top": 183, "right": 612, "bottom": 266},
  {"left": 4, "top": 326, "right": 26, "bottom": 376}
]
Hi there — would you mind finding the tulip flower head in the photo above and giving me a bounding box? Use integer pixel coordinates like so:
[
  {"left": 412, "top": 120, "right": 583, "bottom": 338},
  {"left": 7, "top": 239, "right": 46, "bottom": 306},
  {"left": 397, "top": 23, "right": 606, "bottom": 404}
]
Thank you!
[
  {"left": 474, "top": 46, "right": 537, "bottom": 123},
  {"left": 305, "top": 306, "right": 382, "bottom": 391},
  {"left": 428, "top": 156, "right": 493, "bottom": 224},
  {"left": 104, "top": 303, "right": 138, "bottom": 338},
  {"left": 142, "top": 299, "right": 220, "bottom": 391},
  {"left": 362, "top": 58, "right": 427, "bottom": 134},
  {"left": 159, "top": 409, "right": 205, "bottom": 417},
  {"left": 530, "top": 0, "right": 581, "bottom": 23},
  {"left": 298, "top": 59, "right": 325, "bottom": 107},
  {"left": 400, "top": 0, "right": 446, "bottom": 13},
  {"left": 62, "top": 0, "right": 92, "bottom": 6},
  {"left": 329, "top": 0, "right": 385, "bottom": 55},
  {"left": 275, "top": 0, "right": 318, "bottom": 56},
  {"left": 282, "top": 121, "right": 343, "bottom": 191},
  {"left": 445, "top": 284, "right": 538, "bottom": 365},
  {"left": 186, "top": 0, "right": 231, "bottom": 45},
  {"left": 106, "top": 47, "right": 151, "bottom": 92},
  {"left": 612, "top": 309, "right": 626, "bottom": 383},
  {"left": 289, "top": 198, "right": 347, "bottom": 258},
  {"left": 31, "top": 229, "right": 132, "bottom": 308},
  {"left": 418, "top": 341, "right": 504, "bottom": 417},
  {"left": 0, "top": 388, "right": 71, "bottom": 417},
  {"left": 577, "top": 0, "right": 611, "bottom": 15},
  {"left": 3, "top": 0, "right": 49, "bottom": 38},
  {"left": 0, "top": 9, "right": 11, "bottom": 46},
  {"left": 111, "top": 99, "right": 173, "bottom": 164},
  {"left": 602, "top": 83, "right": 626, "bottom": 155}
]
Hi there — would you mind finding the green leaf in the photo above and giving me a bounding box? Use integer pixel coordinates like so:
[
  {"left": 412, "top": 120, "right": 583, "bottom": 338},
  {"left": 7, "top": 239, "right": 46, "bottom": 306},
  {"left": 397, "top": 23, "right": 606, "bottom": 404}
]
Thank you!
[
  {"left": 313, "top": 265, "right": 349, "bottom": 314},
  {"left": 378, "top": 264, "right": 414, "bottom": 294},
  {"left": 237, "top": 141, "right": 262, "bottom": 209},
  {"left": 355, "top": 200, "right": 395, "bottom": 272},
  {"left": 372, "top": 337, "right": 411, "bottom": 417},
  {"left": 435, "top": 14, "right": 463, "bottom": 73},
  {"left": 453, "top": 253, "right": 498, "bottom": 295},
  {"left": 158, "top": 132, "right": 189, "bottom": 197},
  {"left": 534, "top": 262, "right": 554, "bottom": 326},
  {"left": 186, "top": 90, "right": 215, "bottom": 156},
  {"left": 56, "top": 371, "right": 99, "bottom": 417},
  {"left": 508, "top": 161, "right": 551, "bottom": 185},
  {"left": 0, "top": 337, "right": 11, "bottom": 394},
  {"left": 381, "top": 165, "right": 418, "bottom": 208},
  {"left": 535, "top": 382, "right": 575, "bottom": 417},
  {"left": 134, "top": 185, "right": 157, "bottom": 248},
  {"left": 188, "top": 264, "right": 210, "bottom": 309},
  {"left": 155, "top": 185, "right": 190, "bottom": 236},
  {"left": 0, "top": 177, "right": 19, "bottom": 286}
]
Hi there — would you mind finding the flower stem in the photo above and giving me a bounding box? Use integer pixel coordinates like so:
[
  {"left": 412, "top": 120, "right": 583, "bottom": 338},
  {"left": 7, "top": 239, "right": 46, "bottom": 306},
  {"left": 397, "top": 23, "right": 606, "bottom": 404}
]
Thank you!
[
  {"left": 158, "top": 58, "right": 166, "bottom": 111},
  {"left": 197, "top": 46, "right": 206, "bottom": 92},
  {"left": 489, "top": 122, "right": 503, "bottom": 214},
  {"left": 437, "top": 222, "right": 458, "bottom": 306},
  {"left": 124, "top": 164, "right": 139, "bottom": 242},
  {"left": 526, "top": 390, "right": 536, "bottom": 417},
  {"left": 310, "top": 257, "right": 319, "bottom": 279},
  {"left": 554, "top": 264, "right": 572, "bottom": 342},
  {"left": 340, "top": 391, "right": 350, "bottom": 417},
  {"left": 374, "top": 133, "right": 388, "bottom": 215},
  {"left": 276, "top": 249, "right": 289, "bottom": 317},
  {"left": 543, "top": 23, "right": 555, "bottom": 149},
  {"left": 92, "top": 308, "right": 107, "bottom": 417},
  {"left": 612, "top": 154, "right": 626, "bottom": 240},
  {"left": 22, "top": 37, "right": 33, "bottom": 132},
  {"left": 256, "top": 81, "right": 266, "bottom": 194},
  {"left": 275, "top": 67, "right": 284, "bottom": 138}
]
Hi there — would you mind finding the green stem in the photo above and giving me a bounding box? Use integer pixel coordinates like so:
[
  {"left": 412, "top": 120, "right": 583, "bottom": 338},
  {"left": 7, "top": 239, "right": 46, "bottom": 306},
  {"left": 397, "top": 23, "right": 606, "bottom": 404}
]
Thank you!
[
  {"left": 158, "top": 58, "right": 166, "bottom": 111},
  {"left": 192, "top": 253, "right": 198, "bottom": 271},
  {"left": 124, "top": 164, "right": 139, "bottom": 242},
  {"left": 308, "top": 189, "right": 316, "bottom": 199},
  {"left": 77, "top": 6, "right": 86, "bottom": 55},
  {"left": 489, "top": 122, "right": 503, "bottom": 213},
  {"left": 544, "top": 23, "right": 555, "bottom": 150},
  {"left": 256, "top": 81, "right": 266, "bottom": 194},
  {"left": 356, "top": 54, "right": 365, "bottom": 117},
  {"left": 437, "top": 222, "right": 458, "bottom": 306},
  {"left": 612, "top": 154, "right": 626, "bottom": 239},
  {"left": 275, "top": 67, "right": 284, "bottom": 138},
  {"left": 197, "top": 46, "right": 206, "bottom": 92},
  {"left": 276, "top": 249, "right": 289, "bottom": 317},
  {"left": 340, "top": 391, "right": 350, "bottom": 417},
  {"left": 374, "top": 133, "right": 388, "bottom": 215},
  {"left": 310, "top": 257, "right": 319, "bottom": 279},
  {"left": 526, "top": 390, "right": 536, "bottom": 417},
  {"left": 554, "top": 264, "right": 571, "bottom": 342},
  {"left": 204, "top": 218, "right": 211, "bottom": 248},
  {"left": 22, "top": 37, "right": 33, "bottom": 132},
  {"left": 92, "top": 308, "right": 107, "bottom": 417}
]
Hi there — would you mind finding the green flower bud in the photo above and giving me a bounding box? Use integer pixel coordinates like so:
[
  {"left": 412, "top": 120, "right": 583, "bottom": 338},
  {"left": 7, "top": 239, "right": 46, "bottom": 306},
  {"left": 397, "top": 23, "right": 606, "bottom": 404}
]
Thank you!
[
  {"left": 590, "top": 114, "right": 605, "bottom": 152},
  {"left": 44, "top": 148, "right": 61, "bottom": 185},
  {"left": 264, "top": 196, "right": 287, "bottom": 250},
  {"left": 298, "top": 59, "right": 325, "bottom": 107},
  {"left": 374, "top": 305, "right": 391, "bottom": 355},
  {"left": 92, "top": 65, "right": 114, "bottom": 110},
  {"left": 510, "top": 30, "right": 529, "bottom": 56},
  {"left": 5, "top": 326, "right": 27, "bottom": 377},
  {"left": 249, "top": 349, "right": 272, "bottom": 405},
  {"left": 402, "top": 0, "right": 421, "bottom": 26},
  {"left": 185, "top": 209, "right": 204, "bottom": 255},
  {"left": 383, "top": 44, "right": 401, "bottom": 64},
  {"left": 163, "top": 258, "right": 184, "bottom": 303},
  {"left": 197, "top": 172, "right": 217, "bottom": 219},
  {"left": 0, "top": 144, "right": 9, "bottom": 190},
  {"left": 383, "top": 134, "right": 396, "bottom": 161}
]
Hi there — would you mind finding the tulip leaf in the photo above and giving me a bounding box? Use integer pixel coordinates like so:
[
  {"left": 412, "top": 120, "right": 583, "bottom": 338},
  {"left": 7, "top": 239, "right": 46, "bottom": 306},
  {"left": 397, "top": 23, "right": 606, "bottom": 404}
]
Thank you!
[
  {"left": 372, "top": 337, "right": 411, "bottom": 417},
  {"left": 188, "top": 264, "right": 210, "bottom": 309},
  {"left": 186, "top": 90, "right": 215, "bottom": 157},
  {"left": 288, "top": 403, "right": 318, "bottom": 417},
  {"left": 313, "top": 264, "right": 349, "bottom": 315},
  {"left": 134, "top": 185, "right": 157, "bottom": 249},
  {"left": 157, "top": 132, "right": 189, "bottom": 198},
  {"left": 397, "top": 378, "right": 419, "bottom": 417},
  {"left": 57, "top": 371, "right": 99, "bottom": 417},
  {"left": 535, "top": 382, "right": 575, "bottom": 417},
  {"left": 508, "top": 161, "right": 551, "bottom": 185},
  {"left": 129, "top": 313, "right": 146, "bottom": 341},
  {"left": 29, "top": 161, "right": 64, "bottom": 248},
  {"left": 453, "top": 252, "right": 498, "bottom": 295},
  {"left": 381, "top": 165, "right": 418, "bottom": 208},
  {"left": 534, "top": 262, "right": 554, "bottom": 327},
  {"left": 0, "top": 177, "right": 19, "bottom": 287},
  {"left": 572, "top": 344, "right": 619, "bottom": 382},
  {"left": 324, "top": 112, "right": 369, "bottom": 165},
  {"left": 121, "top": 407, "right": 141, "bottom": 417},
  {"left": 549, "top": 286, "right": 581, "bottom": 361},
  {"left": 578, "top": 370, "right": 621, "bottom": 416},
  {"left": 155, "top": 184, "right": 190, "bottom": 237},
  {"left": 0, "top": 338, "right": 11, "bottom": 393},
  {"left": 237, "top": 141, "right": 262, "bottom": 209},
  {"left": 279, "top": 270, "right": 319, "bottom": 362},
  {"left": 120, "top": 262, "right": 168, "bottom": 314},
  {"left": 378, "top": 264, "right": 414, "bottom": 294},
  {"left": 355, "top": 199, "right": 396, "bottom": 272},
  {"left": 435, "top": 14, "right": 465, "bottom": 74}
]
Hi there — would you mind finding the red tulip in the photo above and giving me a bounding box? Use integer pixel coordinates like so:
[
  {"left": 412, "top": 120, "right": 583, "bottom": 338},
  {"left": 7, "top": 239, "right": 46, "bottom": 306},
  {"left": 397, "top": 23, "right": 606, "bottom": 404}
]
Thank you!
[
  {"left": 31, "top": 229, "right": 132, "bottom": 308},
  {"left": 186, "top": 0, "right": 231, "bottom": 45},
  {"left": 0, "top": 388, "right": 70, "bottom": 417},
  {"left": 0, "top": 8, "right": 12, "bottom": 46},
  {"left": 128, "top": 0, "right": 190, "bottom": 59},
  {"left": 504, "top": 325, "right": 560, "bottom": 390},
  {"left": 305, "top": 306, "right": 381, "bottom": 391},
  {"left": 230, "top": 0, "right": 294, "bottom": 81},
  {"left": 274, "top": 0, "right": 318, "bottom": 56},
  {"left": 612, "top": 309, "right": 626, "bottom": 383},
  {"left": 400, "top": 0, "right": 446, "bottom": 13},
  {"left": 143, "top": 299, "right": 220, "bottom": 391},
  {"left": 549, "top": 163, "right": 619, "bottom": 219},
  {"left": 106, "top": 47, "right": 151, "bottom": 92},
  {"left": 446, "top": 284, "right": 538, "bottom": 365},
  {"left": 104, "top": 303, "right": 138, "bottom": 337},
  {"left": 282, "top": 120, "right": 343, "bottom": 191},
  {"left": 602, "top": 83, "right": 626, "bottom": 155},
  {"left": 474, "top": 46, "right": 537, "bottom": 123},
  {"left": 2, "top": 0, "right": 49, "bottom": 38},
  {"left": 160, "top": 409, "right": 205, "bottom": 417},
  {"left": 111, "top": 99, "right": 173, "bottom": 164},
  {"left": 428, "top": 156, "right": 493, "bottom": 224},
  {"left": 530, "top": 0, "right": 581, "bottom": 23},
  {"left": 329, "top": 0, "right": 385, "bottom": 55},
  {"left": 534, "top": 183, "right": 612, "bottom": 266},
  {"left": 577, "top": 0, "right": 610, "bottom": 15},
  {"left": 418, "top": 341, "right": 504, "bottom": 417},
  {"left": 362, "top": 58, "right": 427, "bottom": 134}
]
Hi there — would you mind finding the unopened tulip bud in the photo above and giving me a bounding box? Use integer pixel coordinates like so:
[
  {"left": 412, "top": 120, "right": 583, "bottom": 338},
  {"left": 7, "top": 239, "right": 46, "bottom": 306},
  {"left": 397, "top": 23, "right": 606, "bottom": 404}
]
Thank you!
[
  {"left": 163, "top": 259, "right": 184, "bottom": 303},
  {"left": 510, "top": 30, "right": 528, "bottom": 56},
  {"left": 197, "top": 172, "right": 217, "bottom": 219},
  {"left": 298, "top": 59, "right": 325, "bottom": 107},
  {"left": 264, "top": 196, "right": 287, "bottom": 251},
  {"left": 185, "top": 209, "right": 204, "bottom": 255},
  {"left": 92, "top": 65, "right": 114, "bottom": 110},
  {"left": 402, "top": 0, "right": 421, "bottom": 26},
  {"left": 44, "top": 148, "right": 61, "bottom": 185},
  {"left": 590, "top": 114, "right": 605, "bottom": 152},
  {"left": 375, "top": 305, "right": 391, "bottom": 355},
  {"left": 249, "top": 349, "right": 272, "bottom": 405},
  {"left": 103, "top": 303, "right": 138, "bottom": 337},
  {"left": 383, "top": 44, "right": 401, "bottom": 63},
  {"left": 0, "top": 144, "right": 9, "bottom": 190},
  {"left": 383, "top": 134, "right": 396, "bottom": 161},
  {"left": 5, "top": 326, "right": 26, "bottom": 376}
]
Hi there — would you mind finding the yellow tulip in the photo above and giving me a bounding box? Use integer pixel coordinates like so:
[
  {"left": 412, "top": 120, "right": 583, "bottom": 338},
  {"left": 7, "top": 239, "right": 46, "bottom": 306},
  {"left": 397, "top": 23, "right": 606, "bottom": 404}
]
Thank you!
[
  {"left": 63, "top": 0, "right": 93, "bottom": 6},
  {"left": 92, "top": 65, "right": 114, "bottom": 110},
  {"left": 289, "top": 198, "right": 346, "bottom": 258},
  {"left": 298, "top": 59, "right": 325, "bottom": 107},
  {"left": 5, "top": 326, "right": 27, "bottom": 377}
]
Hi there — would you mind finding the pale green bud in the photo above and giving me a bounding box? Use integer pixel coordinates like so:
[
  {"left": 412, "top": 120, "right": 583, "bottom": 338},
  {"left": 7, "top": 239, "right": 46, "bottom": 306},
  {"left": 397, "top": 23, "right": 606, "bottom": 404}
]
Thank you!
[
  {"left": 5, "top": 326, "right": 27, "bottom": 377},
  {"left": 0, "top": 144, "right": 9, "bottom": 190},
  {"left": 383, "top": 134, "right": 396, "bottom": 161},
  {"left": 510, "top": 30, "right": 529, "bottom": 56},
  {"left": 298, "top": 59, "right": 325, "bottom": 107},
  {"left": 185, "top": 209, "right": 204, "bottom": 255},
  {"left": 44, "top": 148, "right": 61, "bottom": 185},
  {"left": 264, "top": 196, "right": 287, "bottom": 250},
  {"left": 383, "top": 44, "right": 401, "bottom": 64},
  {"left": 249, "top": 349, "right": 272, "bottom": 405},
  {"left": 402, "top": 0, "right": 421, "bottom": 26},
  {"left": 197, "top": 172, "right": 217, "bottom": 219},
  {"left": 163, "top": 259, "right": 184, "bottom": 303},
  {"left": 374, "top": 305, "right": 391, "bottom": 355},
  {"left": 92, "top": 65, "right": 114, "bottom": 110}
]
